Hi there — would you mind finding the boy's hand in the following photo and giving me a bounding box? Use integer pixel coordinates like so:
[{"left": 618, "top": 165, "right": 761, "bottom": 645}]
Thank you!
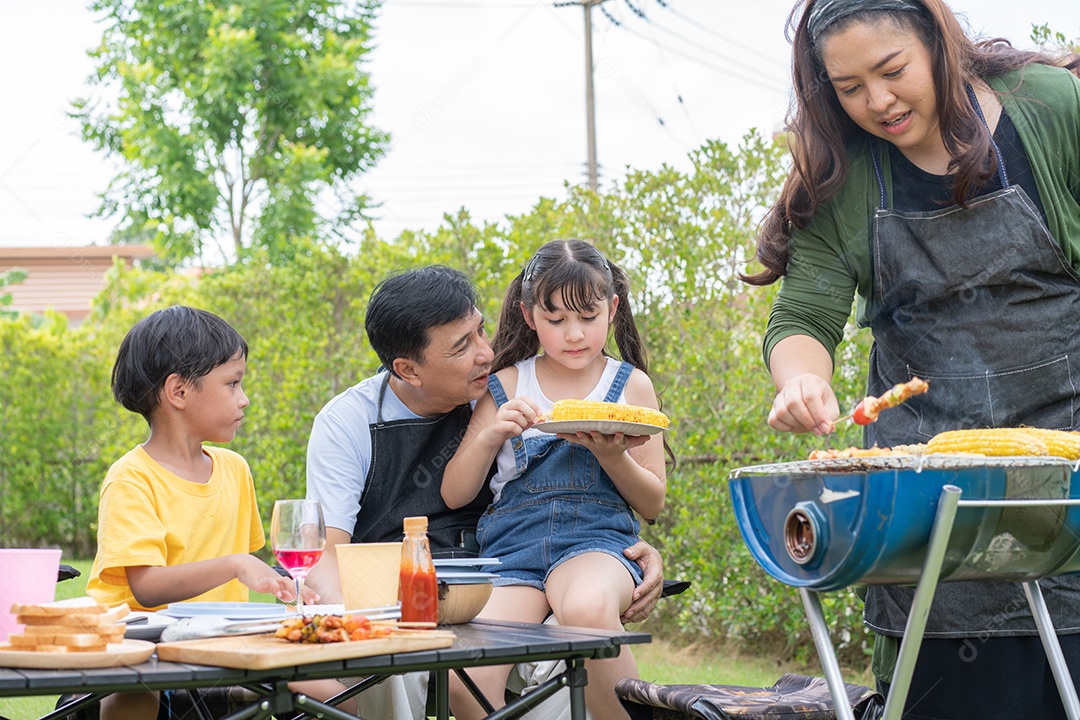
[{"left": 234, "top": 555, "right": 316, "bottom": 603}]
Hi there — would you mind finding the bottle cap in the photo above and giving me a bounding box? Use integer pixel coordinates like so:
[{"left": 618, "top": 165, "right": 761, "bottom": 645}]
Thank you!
[{"left": 403, "top": 516, "right": 428, "bottom": 532}]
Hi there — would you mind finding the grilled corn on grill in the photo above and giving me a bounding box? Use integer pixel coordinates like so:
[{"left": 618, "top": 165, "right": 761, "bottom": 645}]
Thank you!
[{"left": 729, "top": 455, "right": 1080, "bottom": 592}]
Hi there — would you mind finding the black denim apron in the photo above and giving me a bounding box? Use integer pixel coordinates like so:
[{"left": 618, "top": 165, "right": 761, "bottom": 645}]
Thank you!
[
  {"left": 861, "top": 90, "right": 1080, "bottom": 641},
  {"left": 855, "top": 94, "right": 1080, "bottom": 716},
  {"left": 351, "top": 374, "right": 492, "bottom": 551}
]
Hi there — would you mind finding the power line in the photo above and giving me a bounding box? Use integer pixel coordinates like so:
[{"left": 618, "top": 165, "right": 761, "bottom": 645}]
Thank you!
[
  {"left": 653, "top": 0, "right": 789, "bottom": 70},
  {"left": 616, "top": 21, "right": 787, "bottom": 94},
  {"left": 624, "top": 10, "right": 787, "bottom": 89},
  {"left": 642, "top": 13, "right": 700, "bottom": 137},
  {"left": 390, "top": 1, "right": 539, "bottom": 7}
]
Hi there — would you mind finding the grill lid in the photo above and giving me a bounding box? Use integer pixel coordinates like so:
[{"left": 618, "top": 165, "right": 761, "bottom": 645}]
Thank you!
[{"left": 731, "top": 454, "right": 1078, "bottom": 477}]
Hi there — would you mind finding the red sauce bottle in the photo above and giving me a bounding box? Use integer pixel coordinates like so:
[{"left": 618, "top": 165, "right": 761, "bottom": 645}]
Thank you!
[{"left": 400, "top": 516, "right": 439, "bottom": 624}]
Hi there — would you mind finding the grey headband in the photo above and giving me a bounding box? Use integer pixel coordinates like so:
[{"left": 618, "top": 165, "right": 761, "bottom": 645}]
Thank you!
[{"left": 807, "top": 0, "right": 923, "bottom": 43}]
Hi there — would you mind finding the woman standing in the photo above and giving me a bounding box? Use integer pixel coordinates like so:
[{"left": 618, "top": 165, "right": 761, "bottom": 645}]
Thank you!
[{"left": 745, "top": 0, "right": 1080, "bottom": 717}]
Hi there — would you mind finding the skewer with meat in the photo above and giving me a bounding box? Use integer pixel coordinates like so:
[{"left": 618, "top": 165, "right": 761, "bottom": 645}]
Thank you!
[{"left": 848, "top": 377, "right": 929, "bottom": 425}]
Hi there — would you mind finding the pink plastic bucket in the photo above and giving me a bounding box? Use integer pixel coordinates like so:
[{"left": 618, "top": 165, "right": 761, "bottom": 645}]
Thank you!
[{"left": 0, "top": 548, "right": 61, "bottom": 641}]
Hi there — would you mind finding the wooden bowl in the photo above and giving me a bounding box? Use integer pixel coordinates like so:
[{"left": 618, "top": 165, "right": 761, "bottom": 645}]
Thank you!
[{"left": 436, "top": 581, "right": 493, "bottom": 625}]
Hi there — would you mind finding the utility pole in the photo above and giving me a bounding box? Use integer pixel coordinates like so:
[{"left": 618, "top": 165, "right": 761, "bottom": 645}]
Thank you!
[{"left": 558, "top": 0, "right": 608, "bottom": 191}]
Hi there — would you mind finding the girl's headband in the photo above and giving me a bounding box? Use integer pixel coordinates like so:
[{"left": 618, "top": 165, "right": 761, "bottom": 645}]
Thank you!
[
  {"left": 521, "top": 248, "right": 613, "bottom": 284},
  {"left": 806, "top": 0, "right": 922, "bottom": 44},
  {"left": 523, "top": 254, "right": 540, "bottom": 283}
]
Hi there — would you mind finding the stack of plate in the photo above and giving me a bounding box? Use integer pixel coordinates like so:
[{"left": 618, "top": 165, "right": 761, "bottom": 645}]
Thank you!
[{"left": 433, "top": 557, "right": 500, "bottom": 585}]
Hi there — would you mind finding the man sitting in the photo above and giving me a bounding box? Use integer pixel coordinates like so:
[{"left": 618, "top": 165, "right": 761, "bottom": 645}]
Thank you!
[{"left": 304, "top": 266, "right": 666, "bottom": 719}]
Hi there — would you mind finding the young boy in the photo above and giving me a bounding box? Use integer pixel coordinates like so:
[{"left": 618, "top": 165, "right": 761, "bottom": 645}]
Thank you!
[{"left": 86, "top": 305, "right": 306, "bottom": 719}]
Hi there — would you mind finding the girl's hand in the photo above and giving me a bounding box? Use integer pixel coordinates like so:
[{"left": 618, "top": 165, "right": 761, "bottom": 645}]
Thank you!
[
  {"left": 769, "top": 373, "right": 839, "bottom": 435},
  {"left": 558, "top": 430, "right": 649, "bottom": 460},
  {"left": 482, "top": 397, "right": 542, "bottom": 445}
]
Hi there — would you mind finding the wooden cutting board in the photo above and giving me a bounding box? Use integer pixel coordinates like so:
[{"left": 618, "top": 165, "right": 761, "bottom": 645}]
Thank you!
[{"left": 156, "top": 629, "right": 455, "bottom": 670}]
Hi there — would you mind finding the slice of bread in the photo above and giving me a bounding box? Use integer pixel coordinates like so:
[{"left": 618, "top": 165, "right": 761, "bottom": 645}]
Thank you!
[
  {"left": 21, "top": 623, "right": 125, "bottom": 637},
  {"left": 10, "top": 596, "right": 106, "bottom": 616},
  {"left": 6, "top": 597, "right": 129, "bottom": 652},
  {"left": 15, "top": 600, "right": 128, "bottom": 628},
  {"left": 9, "top": 630, "right": 121, "bottom": 648}
]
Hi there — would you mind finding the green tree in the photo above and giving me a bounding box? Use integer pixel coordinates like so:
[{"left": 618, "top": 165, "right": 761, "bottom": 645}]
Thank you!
[
  {"left": 74, "top": 0, "right": 388, "bottom": 264},
  {"left": 1031, "top": 23, "right": 1080, "bottom": 54},
  {"left": 0, "top": 268, "right": 28, "bottom": 319}
]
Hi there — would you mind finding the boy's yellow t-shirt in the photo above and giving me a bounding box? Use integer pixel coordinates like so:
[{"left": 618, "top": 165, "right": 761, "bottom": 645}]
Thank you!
[{"left": 86, "top": 445, "right": 266, "bottom": 611}]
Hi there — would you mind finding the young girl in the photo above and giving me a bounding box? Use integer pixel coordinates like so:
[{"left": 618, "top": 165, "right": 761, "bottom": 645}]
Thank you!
[{"left": 443, "top": 239, "right": 669, "bottom": 720}]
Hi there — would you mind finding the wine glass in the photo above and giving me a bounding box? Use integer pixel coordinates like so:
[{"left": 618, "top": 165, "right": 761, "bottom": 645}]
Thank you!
[{"left": 270, "top": 499, "right": 326, "bottom": 614}]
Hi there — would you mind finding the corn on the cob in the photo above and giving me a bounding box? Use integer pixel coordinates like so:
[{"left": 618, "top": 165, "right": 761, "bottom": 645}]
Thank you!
[
  {"left": 925, "top": 429, "right": 1049, "bottom": 457},
  {"left": 547, "top": 399, "right": 670, "bottom": 428},
  {"left": 1012, "top": 428, "right": 1080, "bottom": 460}
]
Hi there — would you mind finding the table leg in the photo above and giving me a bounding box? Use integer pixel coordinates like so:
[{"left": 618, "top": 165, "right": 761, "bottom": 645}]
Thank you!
[
  {"left": 214, "top": 687, "right": 361, "bottom": 720},
  {"left": 294, "top": 693, "right": 372, "bottom": 720},
  {"left": 455, "top": 667, "right": 497, "bottom": 714},
  {"left": 434, "top": 668, "right": 450, "bottom": 720},
  {"left": 40, "top": 693, "right": 108, "bottom": 720},
  {"left": 217, "top": 698, "right": 273, "bottom": 720},
  {"left": 566, "top": 657, "right": 588, "bottom": 720},
  {"left": 487, "top": 668, "right": 581, "bottom": 720}
]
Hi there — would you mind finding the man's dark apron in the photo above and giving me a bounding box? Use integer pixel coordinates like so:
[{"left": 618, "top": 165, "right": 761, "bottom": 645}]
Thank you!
[
  {"left": 351, "top": 374, "right": 492, "bottom": 552},
  {"left": 860, "top": 90, "right": 1080, "bottom": 639}
]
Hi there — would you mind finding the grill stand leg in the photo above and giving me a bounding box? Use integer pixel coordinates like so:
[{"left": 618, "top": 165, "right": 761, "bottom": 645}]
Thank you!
[
  {"left": 799, "top": 486, "right": 963, "bottom": 720},
  {"left": 1023, "top": 580, "right": 1080, "bottom": 720},
  {"left": 799, "top": 589, "right": 856, "bottom": 720},
  {"left": 882, "top": 484, "right": 962, "bottom": 720}
]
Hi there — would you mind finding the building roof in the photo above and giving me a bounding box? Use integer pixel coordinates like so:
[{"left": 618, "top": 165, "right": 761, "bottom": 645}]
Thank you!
[{"left": 0, "top": 245, "right": 155, "bottom": 324}]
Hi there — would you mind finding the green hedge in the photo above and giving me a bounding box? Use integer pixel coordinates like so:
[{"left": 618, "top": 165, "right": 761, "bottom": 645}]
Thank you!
[{"left": 0, "top": 132, "right": 875, "bottom": 664}]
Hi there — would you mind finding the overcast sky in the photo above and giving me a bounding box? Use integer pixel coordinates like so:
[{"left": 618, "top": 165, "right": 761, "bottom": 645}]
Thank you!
[{"left": 0, "top": 0, "right": 1075, "bottom": 250}]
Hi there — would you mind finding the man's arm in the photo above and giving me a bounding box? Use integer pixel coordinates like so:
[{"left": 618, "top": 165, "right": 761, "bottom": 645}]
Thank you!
[
  {"left": 304, "top": 526, "right": 352, "bottom": 604},
  {"left": 621, "top": 541, "right": 663, "bottom": 623}
]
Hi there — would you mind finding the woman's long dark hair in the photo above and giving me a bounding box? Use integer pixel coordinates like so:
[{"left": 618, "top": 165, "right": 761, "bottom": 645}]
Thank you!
[
  {"left": 742, "top": 0, "right": 1080, "bottom": 286},
  {"left": 493, "top": 239, "right": 675, "bottom": 468}
]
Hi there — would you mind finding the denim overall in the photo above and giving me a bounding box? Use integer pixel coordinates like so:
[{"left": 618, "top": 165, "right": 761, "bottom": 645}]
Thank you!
[
  {"left": 860, "top": 87, "right": 1080, "bottom": 717},
  {"left": 477, "top": 361, "right": 643, "bottom": 589}
]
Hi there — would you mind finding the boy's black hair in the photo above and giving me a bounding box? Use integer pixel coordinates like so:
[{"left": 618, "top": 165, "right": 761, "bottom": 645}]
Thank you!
[
  {"left": 111, "top": 305, "right": 249, "bottom": 423},
  {"left": 365, "top": 266, "right": 479, "bottom": 377}
]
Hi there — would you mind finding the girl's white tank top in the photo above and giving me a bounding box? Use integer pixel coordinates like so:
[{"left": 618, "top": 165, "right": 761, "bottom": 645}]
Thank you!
[{"left": 488, "top": 355, "right": 625, "bottom": 502}]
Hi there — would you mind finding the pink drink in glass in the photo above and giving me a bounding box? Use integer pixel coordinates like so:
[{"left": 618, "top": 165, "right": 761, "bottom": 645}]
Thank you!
[{"left": 275, "top": 548, "right": 323, "bottom": 579}]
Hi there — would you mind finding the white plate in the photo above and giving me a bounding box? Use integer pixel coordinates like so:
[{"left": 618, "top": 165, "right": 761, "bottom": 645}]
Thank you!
[
  {"left": 433, "top": 558, "right": 501, "bottom": 567},
  {"left": 159, "top": 602, "right": 289, "bottom": 620},
  {"left": 435, "top": 570, "right": 500, "bottom": 580},
  {"left": 533, "top": 420, "right": 665, "bottom": 436},
  {"left": 439, "top": 576, "right": 497, "bottom": 585}
]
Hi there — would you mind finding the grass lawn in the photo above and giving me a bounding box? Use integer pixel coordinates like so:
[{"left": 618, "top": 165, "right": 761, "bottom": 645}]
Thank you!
[{"left": 0, "top": 560, "right": 864, "bottom": 718}]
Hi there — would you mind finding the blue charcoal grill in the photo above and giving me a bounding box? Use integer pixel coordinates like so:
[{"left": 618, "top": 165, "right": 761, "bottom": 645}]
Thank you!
[{"left": 729, "top": 454, "right": 1080, "bottom": 720}]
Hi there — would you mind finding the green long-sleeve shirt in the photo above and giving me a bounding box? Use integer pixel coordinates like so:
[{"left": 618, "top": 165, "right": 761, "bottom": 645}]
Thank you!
[{"left": 764, "top": 64, "right": 1080, "bottom": 369}]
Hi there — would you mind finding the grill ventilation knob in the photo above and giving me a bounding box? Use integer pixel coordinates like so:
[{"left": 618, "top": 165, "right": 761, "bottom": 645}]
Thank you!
[{"left": 784, "top": 502, "right": 828, "bottom": 566}]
